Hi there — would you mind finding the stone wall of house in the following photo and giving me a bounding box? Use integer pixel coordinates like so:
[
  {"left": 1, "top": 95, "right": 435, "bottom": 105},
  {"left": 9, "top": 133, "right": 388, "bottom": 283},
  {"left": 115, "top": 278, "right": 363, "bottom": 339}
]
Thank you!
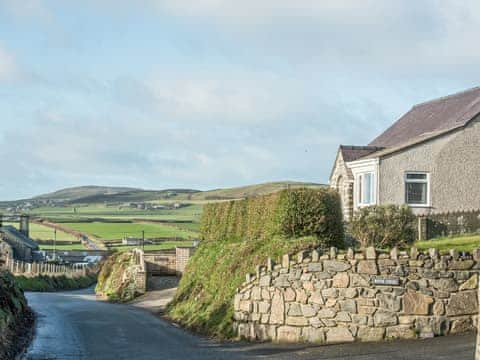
[
  {"left": 233, "top": 246, "right": 480, "bottom": 343},
  {"left": 329, "top": 151, "right": 354, "bottom": 222}
]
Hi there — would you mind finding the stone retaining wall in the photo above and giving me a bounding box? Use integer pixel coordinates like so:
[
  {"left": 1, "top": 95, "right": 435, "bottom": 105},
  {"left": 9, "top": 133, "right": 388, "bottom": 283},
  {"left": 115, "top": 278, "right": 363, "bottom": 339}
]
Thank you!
[{"left": 233, "top": 246, "right": 480, "bottom": 343}]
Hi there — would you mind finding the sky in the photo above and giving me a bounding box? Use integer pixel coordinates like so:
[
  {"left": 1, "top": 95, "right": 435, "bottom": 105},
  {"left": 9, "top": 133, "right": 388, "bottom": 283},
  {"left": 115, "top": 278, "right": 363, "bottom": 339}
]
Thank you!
[{"left": 1, "top": 0, "right": 480, "bottom": 200}]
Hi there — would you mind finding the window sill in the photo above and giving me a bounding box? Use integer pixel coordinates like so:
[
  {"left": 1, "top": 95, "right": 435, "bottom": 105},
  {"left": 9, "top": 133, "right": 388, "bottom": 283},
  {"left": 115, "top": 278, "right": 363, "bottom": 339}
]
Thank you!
[{"left": 407, "top": 204, "right": 432, "bottom": 208}]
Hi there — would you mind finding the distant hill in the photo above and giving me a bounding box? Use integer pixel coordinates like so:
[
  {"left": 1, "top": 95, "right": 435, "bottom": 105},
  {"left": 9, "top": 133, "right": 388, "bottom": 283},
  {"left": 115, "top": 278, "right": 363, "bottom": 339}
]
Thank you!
[
  {"left": 4, "top": 181, "right": 326, "bottom": 206},
  {"left": 191, "top": 181, "right": 326, "bottom": 201},
  {"left": 34, "top": 186, "right": 143, "bottom": 202}
]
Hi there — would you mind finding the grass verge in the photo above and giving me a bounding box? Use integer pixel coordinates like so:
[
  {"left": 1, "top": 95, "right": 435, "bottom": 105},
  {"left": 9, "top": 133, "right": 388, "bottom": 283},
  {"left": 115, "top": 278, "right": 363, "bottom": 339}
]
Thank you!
[
  {"left": 15, "top": 273, "right": 97, "bottom": 292},
  {"left": 415, "top": 233, "right": 480, "bottom": 253}
]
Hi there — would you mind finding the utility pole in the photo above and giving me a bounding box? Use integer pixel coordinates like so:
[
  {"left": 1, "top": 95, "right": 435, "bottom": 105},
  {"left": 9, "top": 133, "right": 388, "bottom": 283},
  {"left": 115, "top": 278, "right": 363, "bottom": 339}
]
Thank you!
[
  {"left": 142, "top": 230, "right": 145, "bottom": 251},
  {"left": 53, "top": 229, "right": 57, "bottom": 262}
]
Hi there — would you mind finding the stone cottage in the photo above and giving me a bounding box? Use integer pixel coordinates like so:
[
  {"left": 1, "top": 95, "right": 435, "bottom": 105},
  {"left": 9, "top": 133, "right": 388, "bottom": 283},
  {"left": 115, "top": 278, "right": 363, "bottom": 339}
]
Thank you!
[{"left": 330, "top": 87, "right": 480, "bottom": 221}]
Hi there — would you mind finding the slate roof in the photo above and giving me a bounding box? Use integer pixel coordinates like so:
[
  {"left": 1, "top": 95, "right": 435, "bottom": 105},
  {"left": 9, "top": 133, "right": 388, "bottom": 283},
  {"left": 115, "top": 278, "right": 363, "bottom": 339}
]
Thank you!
[
  {"left": 0, "top": 226, "right": 39, "bottom": 250},
  {"left": 369, "top": 87, "right": 480, "bottom": 148},
  {"left": 339, "top": 145, "right": 383, "bottom": 162}
]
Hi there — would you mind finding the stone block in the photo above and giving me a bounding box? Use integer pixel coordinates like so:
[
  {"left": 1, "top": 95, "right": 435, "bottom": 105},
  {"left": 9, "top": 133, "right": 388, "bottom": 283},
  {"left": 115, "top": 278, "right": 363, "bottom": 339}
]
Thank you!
[
  {"left": 365, "top": 247, "right": 376, "bottom": 260},
  {"left": 301, "top": 304, "right": 317, "bottom": 318},
  {"left": 449, "top": 260, "right": 474, "bottom": 270},
  {"left": 352, "top": 314, "right": 368, "bottom": 326},
  {"left": 311, "top": 250, "right": 320, "bottom": 262},
  {"left": 252, "top": 287, "right": 262, "bottom": 301},
  {"left": 309, "top": 289, "right": 324, "bottom": 305},
  {"left": 282, "top": 254, "right": 290, "bottom": 268},
  {"left": 357, "top": 260, "right": 378, "bottom": 275},
  {"left": 403, "top": 290, "right": 433, "bottom": 315},
  {"left": 261, "top": 288, "right": 271, "bottom": 300},
  {"left": 322, "top": 288, "right": 338, "bottom": 298},
  {"left": 342, "top": 288, "right": 358, "bottom": 299},
  {"left": 309, "top": 317, "right": 323, "bottom": 328},
  {"left": 450, "top": 317, "right": 474, "bottom": 334},
  {"left": 259, "top": 275, "right": 272, "bottom": 287},
  {"left": 254, "top": 324, "right": 276, "bottom": 341},
  {"left": 325, "top": 298, "right": 337, "bottom": 307},
  {"left": 335, "top": 311, "right": 352, "bottom": 322},
  {"left": 277, "top": 326, "right": 302, "bottom": 343},
  {"left": 446, "top": 290, "right": 478, "bottom": 316},
  {"left": 302, "top": 327, "right": 325, "bottom": 343},
  {"left": 386, "top": 325, "right": 415, "bottom": 339},
  {"left": 459, "top": 274, "right": 478, "bottom": 290},
  {"left": 350, "top": 273, "right": 369, "bottom": 287},
  {"left": 270, "top": 291, "right": 285, "bottom": 325},
  {"left": 358, "top": 327, "right": 385, "bottom": 342},
  {"left": 234, "top": 294, "right": 242, "bottom": 310},
  {"left": 433, "top": 301, "right": 445, "bottom": 316},
  {"left": 358, "top": 306, "right": 376, "bottom": 315},
  {"left": 374, "top": 310, "right": 398, "bottom": 327},
  {"left": 332, "top": 272, "right": 349, "bottom": 288},
  {"left": 284, "top": 287, "right": 295, "bottom": 302},
  {"left": 339, "top": 299, "right": 357, "bottom": 313},
  {"left": 430, "top": 278, "right": 458, "bottom": 292},
  {"left": 326, "top": 327, "right": 354, "bottom": 343},
  {"left": 318, "top": 308, "right": 337, "bottom": 319},
  {"left": 323, "top": 260, "right": 351, "bottom": 272},
  {"left": 308, "top": 262, "right": 323, "bottom": 272},
  {"left": 239, "top": 300, "right": 253, "bottom": 312},
  {"left": 296, "top": 289, "right": 308, "bottom": 304},
  {"left": 287, "top": 303, "right": 302, "bottom": 316},
  {"left": 286, "top": 316, "right": 309, "bottom": 326},
  {"left": 377, "top": 293, "right": 401, "bottom": 312}
]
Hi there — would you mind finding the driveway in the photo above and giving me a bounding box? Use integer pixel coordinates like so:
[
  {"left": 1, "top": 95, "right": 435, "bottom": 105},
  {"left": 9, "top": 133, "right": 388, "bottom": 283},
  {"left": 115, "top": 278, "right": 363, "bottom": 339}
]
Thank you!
[{"left": 23, "top": 288, "right": 476, "bottom": 360}]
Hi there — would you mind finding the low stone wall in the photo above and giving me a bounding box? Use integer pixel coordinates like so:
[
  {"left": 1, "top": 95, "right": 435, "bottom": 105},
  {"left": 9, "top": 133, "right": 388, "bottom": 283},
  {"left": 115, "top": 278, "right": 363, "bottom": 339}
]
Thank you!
[{"left": 233, "top": 246, "right": 480, "bottom": 343}]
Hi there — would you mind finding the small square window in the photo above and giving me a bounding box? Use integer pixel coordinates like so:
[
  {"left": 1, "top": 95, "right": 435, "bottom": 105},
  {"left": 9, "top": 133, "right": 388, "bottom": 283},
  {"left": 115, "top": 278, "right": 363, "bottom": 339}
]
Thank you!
[{"left": 405, "top": 172, "right": 429, "bottom": 206}]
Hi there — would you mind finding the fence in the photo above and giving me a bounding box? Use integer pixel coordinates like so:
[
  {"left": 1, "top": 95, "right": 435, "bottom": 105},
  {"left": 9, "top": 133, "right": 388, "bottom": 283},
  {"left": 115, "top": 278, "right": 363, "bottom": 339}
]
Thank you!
[
  {"left": 3, "top": 256, "right": 87, "bottom": 276},
  {"left": 418, "top": 209, "right": 480, "bottom": 240}
]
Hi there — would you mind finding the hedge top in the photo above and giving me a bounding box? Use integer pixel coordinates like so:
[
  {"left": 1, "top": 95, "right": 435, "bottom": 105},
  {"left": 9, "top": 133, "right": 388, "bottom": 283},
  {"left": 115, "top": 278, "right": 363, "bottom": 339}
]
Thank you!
[{"left": 200, "top": 188, "right": 344, "bottom": 248}]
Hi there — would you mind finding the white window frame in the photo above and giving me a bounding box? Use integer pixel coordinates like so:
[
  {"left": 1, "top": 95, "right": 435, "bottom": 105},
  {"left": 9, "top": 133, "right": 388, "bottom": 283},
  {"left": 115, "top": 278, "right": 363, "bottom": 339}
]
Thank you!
[
  {"left": 405, "top": 171, "right": 431, "bottom": 207},
  {"left": 357, "top": 172, "right": 376, "bottom": 207}
]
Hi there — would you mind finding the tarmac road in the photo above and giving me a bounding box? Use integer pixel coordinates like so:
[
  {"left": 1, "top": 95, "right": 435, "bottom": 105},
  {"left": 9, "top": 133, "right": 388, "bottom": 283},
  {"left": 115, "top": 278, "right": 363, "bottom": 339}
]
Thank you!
[{"left": 23, "top": 287, "right": 476, "bottom": 360}]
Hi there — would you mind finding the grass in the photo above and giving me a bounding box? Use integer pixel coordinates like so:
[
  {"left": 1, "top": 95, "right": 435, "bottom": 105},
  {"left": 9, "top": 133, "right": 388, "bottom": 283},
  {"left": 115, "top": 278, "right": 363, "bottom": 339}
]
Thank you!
[
  {"left": 168, "top": 235, "right": 322, "bottom": 339},
  {"left": 61, "top": 222, "right": 198, "bottom": 241},
  {"left": 415, "top": 233, "right": 480, "bottom": 253}
]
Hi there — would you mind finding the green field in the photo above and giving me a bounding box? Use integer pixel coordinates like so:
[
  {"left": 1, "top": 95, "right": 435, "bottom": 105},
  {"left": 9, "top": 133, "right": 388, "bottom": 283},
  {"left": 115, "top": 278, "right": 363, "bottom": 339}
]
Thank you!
[
  {"left": 415, "top": 233, "right": 480, "bottom": 253},
  {"left": 61, "top": 222, "right": 198, "bottom": 241}
]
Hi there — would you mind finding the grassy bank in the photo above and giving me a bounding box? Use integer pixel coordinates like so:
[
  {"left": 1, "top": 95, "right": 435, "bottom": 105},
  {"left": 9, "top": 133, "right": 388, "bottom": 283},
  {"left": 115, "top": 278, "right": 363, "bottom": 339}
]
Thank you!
[
  {"left": 95, "top": 252, "right": 141, "bottom": 302},
  {"left": 415, "top": 233, "right": 480, "bottom": 253},
  {"left": 15, "top": 273, "right": 97, "bottom": 292},
  {"left": 0, "top": 271, "right": 34, "bottom": 359},
  {"left": 168, "top": 188, "right": 343, "bottom": 338}
]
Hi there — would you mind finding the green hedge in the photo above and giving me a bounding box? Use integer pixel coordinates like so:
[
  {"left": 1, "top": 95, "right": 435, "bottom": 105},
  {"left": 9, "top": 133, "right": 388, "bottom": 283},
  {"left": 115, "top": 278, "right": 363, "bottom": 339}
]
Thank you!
[
  {"left": 168, "top": 188, "right": 344, "bottom": 338},
  {"left": 201, "top": 188, "right": 344, "bottom": 247},
  {"left": 15, "top": 273, "right": 97, "bottom": 292}
]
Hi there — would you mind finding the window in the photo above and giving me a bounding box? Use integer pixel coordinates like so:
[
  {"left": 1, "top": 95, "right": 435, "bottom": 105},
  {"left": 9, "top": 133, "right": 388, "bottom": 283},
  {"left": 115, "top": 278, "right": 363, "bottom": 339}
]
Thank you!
[
  {"left": 358, "top": 172, "right": 375, "bottom": 205},
  {"left": 405, "top": 172, "right": 430, "bottom": 206}
]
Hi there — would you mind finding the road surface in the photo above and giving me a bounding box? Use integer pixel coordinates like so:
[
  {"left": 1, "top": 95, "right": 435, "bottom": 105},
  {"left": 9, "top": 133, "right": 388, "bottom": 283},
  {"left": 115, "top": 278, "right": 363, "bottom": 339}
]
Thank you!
[{"left": 23, "top": 288, "right": 476, "bottom": 360}]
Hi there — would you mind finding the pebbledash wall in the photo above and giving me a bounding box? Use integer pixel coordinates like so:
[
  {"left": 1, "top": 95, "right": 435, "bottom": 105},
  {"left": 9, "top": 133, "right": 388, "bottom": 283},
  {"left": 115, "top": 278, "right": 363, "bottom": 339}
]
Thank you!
[{"left": 233, "top": 246, "right": 480, "bottom": 344}]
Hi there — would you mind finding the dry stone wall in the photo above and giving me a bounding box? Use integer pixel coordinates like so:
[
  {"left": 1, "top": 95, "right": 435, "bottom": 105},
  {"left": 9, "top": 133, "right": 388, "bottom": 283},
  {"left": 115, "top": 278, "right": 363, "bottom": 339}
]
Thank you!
[{"left": 233, "top": 246, "right": 480, "bottom": 343}]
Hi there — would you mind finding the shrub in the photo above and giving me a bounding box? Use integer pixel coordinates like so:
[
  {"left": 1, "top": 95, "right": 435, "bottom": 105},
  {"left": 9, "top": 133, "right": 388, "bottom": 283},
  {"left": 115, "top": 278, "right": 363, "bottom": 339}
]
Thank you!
[
  {"left": 200, "top": 188, "right": 344, "bottom": 248},
  {"left": 349, "top": 204, "right": 416, "bottom": 248}
]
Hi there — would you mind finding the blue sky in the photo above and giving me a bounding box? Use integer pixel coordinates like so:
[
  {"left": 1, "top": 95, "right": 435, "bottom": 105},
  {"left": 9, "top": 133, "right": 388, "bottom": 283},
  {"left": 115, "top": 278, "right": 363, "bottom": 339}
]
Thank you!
[{"left": 1, "top": 0, "right": 480, "bottom": 200}]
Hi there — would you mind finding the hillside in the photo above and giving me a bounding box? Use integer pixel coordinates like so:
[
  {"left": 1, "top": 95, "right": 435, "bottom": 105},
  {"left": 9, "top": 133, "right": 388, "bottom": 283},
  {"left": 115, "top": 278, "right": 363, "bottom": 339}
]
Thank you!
[
  {"left": 34, "top": 186, "right": 142, "bottom": 202},
  {"left": 191, "top": 181, "right": 325, "bottom": 201}
]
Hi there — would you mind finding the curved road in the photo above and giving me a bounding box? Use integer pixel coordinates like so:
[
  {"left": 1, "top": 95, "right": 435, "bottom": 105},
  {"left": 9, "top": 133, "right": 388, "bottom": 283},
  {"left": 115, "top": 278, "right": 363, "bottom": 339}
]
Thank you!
[{"left": 23, "top": 288, "right": 476, "bottom": 360}]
